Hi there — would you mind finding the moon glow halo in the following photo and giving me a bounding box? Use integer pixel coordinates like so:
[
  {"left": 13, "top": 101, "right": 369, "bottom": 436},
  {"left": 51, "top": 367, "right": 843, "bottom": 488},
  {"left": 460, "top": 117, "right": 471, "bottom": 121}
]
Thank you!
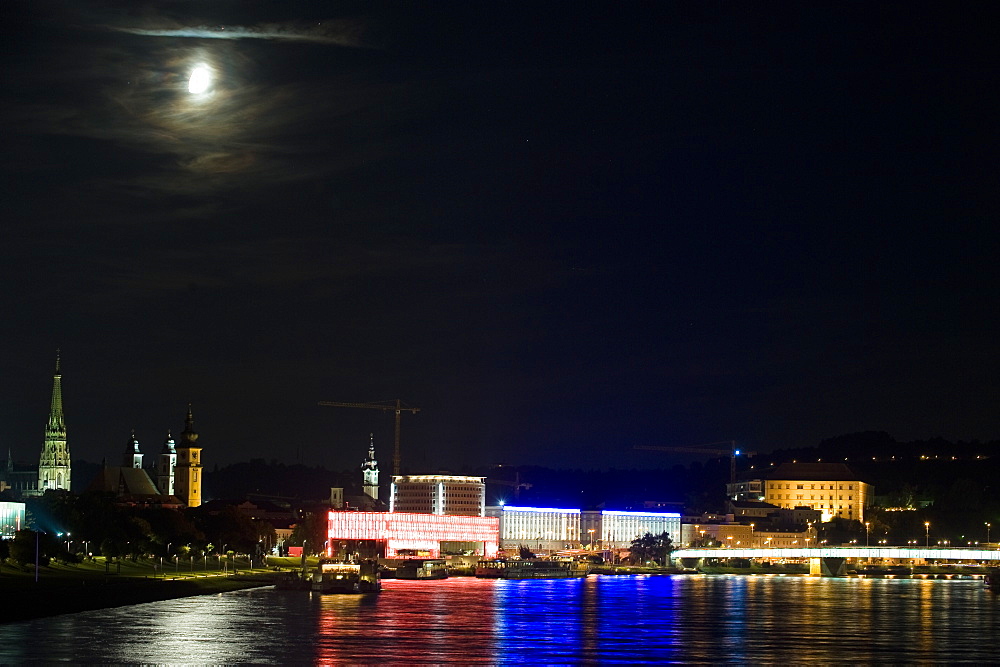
[{"left": 188, "top": 66, "right": 211, "bottom": 94}]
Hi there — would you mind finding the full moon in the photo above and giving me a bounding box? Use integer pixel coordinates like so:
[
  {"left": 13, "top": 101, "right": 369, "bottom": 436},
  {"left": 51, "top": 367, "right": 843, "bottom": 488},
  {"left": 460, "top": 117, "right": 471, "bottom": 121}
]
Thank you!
[{"left": 188, "top": 66, "right": 211, "bottom": 94}]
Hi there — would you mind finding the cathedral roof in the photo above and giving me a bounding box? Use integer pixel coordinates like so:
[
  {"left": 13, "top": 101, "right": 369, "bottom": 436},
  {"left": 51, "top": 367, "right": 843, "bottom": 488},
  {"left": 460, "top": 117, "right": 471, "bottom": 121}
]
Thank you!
[
  {"left": 85, "top": 467, "right": 185, "bottom": 507},
  {"left": 86, "top": 466, "right": 160, "bottom": 496}
]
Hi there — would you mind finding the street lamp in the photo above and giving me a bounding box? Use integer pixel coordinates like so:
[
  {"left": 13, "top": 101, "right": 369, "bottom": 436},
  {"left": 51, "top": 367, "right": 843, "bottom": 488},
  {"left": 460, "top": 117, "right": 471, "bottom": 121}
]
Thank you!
[
  {"left": 986, "top": 522, "right": 991, "bottom": 546},
  {"left": 865, "top": 522, "right": 870, "bottom": 548},
  {"left": 925, "top": 522, "right": 930, "bottom": 548},
  {"left": 750, "top": 523, "right": 755, "bottom": 547}
]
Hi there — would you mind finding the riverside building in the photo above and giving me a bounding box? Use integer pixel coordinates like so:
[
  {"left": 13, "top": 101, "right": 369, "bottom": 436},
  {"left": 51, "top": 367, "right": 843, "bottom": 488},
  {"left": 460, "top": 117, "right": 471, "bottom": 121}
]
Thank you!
[
  {"left": 390, "top": 475, "right": 486, "bottom": 516},
  {"left": 485, "top": 505, "right": 681, "bottom": 554},
  {"left": 759, "top": 462, "right": 872, "bottom": 523}
]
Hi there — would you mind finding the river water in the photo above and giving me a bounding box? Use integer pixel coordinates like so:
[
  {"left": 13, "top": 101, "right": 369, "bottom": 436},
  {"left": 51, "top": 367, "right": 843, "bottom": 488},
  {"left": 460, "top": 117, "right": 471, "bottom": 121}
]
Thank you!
[{"left": 2, "top": 574, "right": 999, "bottom": 663}]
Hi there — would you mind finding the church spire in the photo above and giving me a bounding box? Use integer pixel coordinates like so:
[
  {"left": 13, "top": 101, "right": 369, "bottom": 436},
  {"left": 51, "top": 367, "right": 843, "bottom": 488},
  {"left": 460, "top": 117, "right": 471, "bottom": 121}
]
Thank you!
[
  {"left": 38, "top": 349, "right": 71, "bottom": 493},
  {"left": 47, "top": 349, "right": 65, "bottom": 435},
  {"left": 180, "top": 403, "right": 199, "bottom": 446},
  {"left": 362, "top": 433, "right": 379, "bottom": 502}
]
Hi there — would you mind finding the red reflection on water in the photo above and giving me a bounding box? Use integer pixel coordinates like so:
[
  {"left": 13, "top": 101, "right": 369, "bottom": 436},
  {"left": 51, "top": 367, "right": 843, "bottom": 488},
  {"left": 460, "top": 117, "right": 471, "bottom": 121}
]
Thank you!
[{"left": 314, "top": 578, "right": 497, "bottom": 664}]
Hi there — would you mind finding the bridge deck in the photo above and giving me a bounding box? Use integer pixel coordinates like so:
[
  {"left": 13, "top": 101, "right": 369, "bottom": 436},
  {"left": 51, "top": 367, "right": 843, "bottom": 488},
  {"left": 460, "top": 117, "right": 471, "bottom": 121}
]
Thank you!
[{"left": 672, "top": 547, "right": 1000, "bottom": 561}]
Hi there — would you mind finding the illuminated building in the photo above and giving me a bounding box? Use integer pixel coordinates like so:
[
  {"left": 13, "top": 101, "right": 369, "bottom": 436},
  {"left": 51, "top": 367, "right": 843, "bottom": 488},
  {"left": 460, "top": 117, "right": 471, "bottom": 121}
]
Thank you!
[
  {"left": 0, "top": 452, "right": 38, "bottom": 498},
  {"left": 362, "top": 434, "right": 379, "bottom": 501},
  {"left": 760, "top": 463, "right": 872, "bottom": 522},
  {"left": 0, "top": 501, "right": 25, "bottom": 537},
  {"left": 157, "top": 432, "right": 177, "bottom": 496},
  {"left": 599, "top": 511, "right": 682, "bottom": 549},
  {"left": 326, "top": 511, "right": 499, "bottom": 558},
  {"left": 680, "top": 522, "right": 816, "bottom": 548},
  {"left": 485, "top": 506, "right": 581, "bottom": 553},
  {"left": 485, "top": 505, "right": 681, "bottom": 553},
  {"left": 37, "top": 352, "right": 71, "bottom": 494},
  {"left": 174, "top": 406, "right": 203, "bottom": 507},
  {"left": 86, "top": 410, "right": 203, "bottom": 508},
  {"left": 726, "top": 479, "right": 764, "bottom": 502},
  {"left": 123, "top": 430, "right": 143, "bottom": 468},
  {"left": 390, "top": 475, "right": 486, "bottom": 516}
]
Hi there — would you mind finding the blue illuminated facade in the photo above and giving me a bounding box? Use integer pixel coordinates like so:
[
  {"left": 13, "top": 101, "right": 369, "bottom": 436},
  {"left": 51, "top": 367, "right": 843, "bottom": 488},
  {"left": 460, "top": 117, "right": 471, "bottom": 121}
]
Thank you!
[{"left": 486, "top": 505, "right": 681, "bottom": 553}]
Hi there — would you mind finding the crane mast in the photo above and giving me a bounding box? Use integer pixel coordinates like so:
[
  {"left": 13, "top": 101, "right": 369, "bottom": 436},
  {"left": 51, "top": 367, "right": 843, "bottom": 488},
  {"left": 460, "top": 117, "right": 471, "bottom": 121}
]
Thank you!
[{"left": 318, "top": 399, "right": 420, "bottom": 477}]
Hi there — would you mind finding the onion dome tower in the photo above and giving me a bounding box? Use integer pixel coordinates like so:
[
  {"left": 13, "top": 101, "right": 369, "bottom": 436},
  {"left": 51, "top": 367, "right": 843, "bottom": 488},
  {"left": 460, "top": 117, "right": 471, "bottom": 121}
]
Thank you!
[
  {"left": 157, "top": 431, "right": 177, "bottom": 496},
  {"left": 123, "top": 430, "right": 143, "bottom": 469},
  {"left": 362, "top": 433, "right": 379, "bottom": 501}
]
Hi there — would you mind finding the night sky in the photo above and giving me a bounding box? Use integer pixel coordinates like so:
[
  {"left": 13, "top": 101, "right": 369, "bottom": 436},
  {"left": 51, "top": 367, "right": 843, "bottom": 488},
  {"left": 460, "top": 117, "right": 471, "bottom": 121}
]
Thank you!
[{"left": 2, "top": 2, "right": 997, "bottom": 474}]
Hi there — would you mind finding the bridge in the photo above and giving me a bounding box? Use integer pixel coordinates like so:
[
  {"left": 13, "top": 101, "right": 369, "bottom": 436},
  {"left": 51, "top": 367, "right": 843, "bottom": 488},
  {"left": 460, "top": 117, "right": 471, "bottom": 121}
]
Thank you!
[{"left": 672, "top": 546, "right": 1000, "bottom": 576}]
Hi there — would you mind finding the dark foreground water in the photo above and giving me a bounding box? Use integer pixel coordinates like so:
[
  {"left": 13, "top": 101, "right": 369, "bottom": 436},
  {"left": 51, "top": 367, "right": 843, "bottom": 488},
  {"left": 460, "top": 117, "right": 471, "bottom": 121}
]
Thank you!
[{"left": 2, "top": 574, "right": 1000, "bottom": 663}]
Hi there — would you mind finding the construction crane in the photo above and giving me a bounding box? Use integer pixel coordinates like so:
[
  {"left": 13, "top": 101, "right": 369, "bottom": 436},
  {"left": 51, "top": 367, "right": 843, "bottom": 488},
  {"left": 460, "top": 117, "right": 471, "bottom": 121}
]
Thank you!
[
  {"left": 318, "top": 399, "right": 420, "bottom": 477},
  {"left": 634, "top": 440, "right": 753, "bottom": 483},
  {"left": 488, "top": 471, "right": 533, "bottom": 500}
]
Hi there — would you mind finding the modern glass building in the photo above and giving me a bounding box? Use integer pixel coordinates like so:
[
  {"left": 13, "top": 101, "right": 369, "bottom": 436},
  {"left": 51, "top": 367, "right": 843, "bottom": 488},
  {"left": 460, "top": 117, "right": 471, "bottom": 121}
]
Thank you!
[
  {"left": 485, "top": 506, "right": 581, "bottom": 553},
  {"left": 599, "top": 511, "right": 682, "bottom": 549},
  {"left": 0, "top": 501, "right": 25, "bottom": 538},
  {"left": 485, "top": 505, "right": 681, "bottom": 554}
]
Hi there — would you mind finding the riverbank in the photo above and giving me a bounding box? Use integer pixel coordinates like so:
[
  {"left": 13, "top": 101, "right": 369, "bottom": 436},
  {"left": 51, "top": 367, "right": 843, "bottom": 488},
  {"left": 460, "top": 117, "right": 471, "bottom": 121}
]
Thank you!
[{"left": 0, "top": 558, "right": 284, "bottom": 623}]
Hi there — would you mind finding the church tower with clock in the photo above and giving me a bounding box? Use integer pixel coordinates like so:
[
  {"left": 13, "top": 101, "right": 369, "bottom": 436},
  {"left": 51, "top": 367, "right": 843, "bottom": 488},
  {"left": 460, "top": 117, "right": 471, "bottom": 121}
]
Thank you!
[{"left": 174, "top": 405, "right": 203, "bottom": 507}]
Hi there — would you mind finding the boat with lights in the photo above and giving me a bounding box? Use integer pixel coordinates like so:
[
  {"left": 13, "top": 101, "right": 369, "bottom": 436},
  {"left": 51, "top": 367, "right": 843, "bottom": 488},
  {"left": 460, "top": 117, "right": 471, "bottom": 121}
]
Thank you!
[
  {"left": 474, "top": 558, "right": 589, "bottom": 579},
  {"left": 395, "top": 559, "right": 449, "bottom": 580},
  {"left": 277, "top": 560, "right": 381, "bottom": 593}
]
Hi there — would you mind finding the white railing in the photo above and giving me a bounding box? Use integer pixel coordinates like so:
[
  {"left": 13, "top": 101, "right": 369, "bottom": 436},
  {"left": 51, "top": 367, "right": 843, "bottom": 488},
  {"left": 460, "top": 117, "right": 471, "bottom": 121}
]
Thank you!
[{"left": 672, "top": 546, "right": 1000, "bottom": 561}]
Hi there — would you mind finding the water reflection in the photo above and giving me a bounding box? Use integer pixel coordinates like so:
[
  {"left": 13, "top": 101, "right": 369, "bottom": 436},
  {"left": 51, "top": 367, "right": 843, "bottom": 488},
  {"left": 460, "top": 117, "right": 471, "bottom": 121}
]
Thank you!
[
  {"left": 0, "top": 576, "right": 997, "bottom": 663},
  {"left": 314, "top": 579, "right": 497, "bottom": 663}
]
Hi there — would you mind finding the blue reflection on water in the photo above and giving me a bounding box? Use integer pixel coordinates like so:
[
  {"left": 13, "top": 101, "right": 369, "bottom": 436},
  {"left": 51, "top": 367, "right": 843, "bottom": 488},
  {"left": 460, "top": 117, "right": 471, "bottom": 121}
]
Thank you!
[
  {"left": 494, "top": 575, "right": 684, "bottom": 663},
  {"left": 2, "top": 575, "right": 999, "bottom": 663}
]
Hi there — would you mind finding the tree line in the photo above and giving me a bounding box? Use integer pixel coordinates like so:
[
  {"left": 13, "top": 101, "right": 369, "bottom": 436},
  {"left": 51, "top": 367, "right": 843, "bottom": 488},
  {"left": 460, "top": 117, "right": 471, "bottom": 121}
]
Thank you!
[{"left": 6, "top": 490, "right": 277, "bottom": 566}]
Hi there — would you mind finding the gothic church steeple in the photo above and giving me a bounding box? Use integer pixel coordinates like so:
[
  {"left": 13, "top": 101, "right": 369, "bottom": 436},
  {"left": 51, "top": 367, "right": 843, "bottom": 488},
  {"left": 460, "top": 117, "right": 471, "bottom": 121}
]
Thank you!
[{"left": 38, "top": 350, "right": 71, "bottom": 492}]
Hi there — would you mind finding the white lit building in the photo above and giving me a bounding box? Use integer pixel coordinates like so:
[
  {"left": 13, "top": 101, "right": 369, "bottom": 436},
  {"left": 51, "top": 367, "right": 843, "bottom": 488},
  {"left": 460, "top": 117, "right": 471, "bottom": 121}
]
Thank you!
[
  {"left": 0, "top": 501, "right": 25, "bottom": 538},
  {"left": 390, "top": 475, "right": 486, "bottom": 516},
  {"left": 598, "top": 511, "right": 682, "bottom": 550},
  {"left": 486, "top": 505, "right": 681, "bottom": 554},
  {"left": 485, "top": 506, "right": 581, "bottom": 553}
]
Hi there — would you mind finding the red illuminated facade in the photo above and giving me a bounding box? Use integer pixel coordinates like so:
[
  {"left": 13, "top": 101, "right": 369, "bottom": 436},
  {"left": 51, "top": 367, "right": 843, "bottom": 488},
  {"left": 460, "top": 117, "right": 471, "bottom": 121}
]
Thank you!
[{"left": 327, "top": 511, "right": 500, "bottom": 558}]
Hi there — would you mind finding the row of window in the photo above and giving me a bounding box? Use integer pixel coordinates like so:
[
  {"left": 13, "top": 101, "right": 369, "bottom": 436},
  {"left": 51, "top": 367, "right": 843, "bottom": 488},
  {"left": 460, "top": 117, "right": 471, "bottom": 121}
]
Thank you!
[{"left": 769, "top": 482, "right": 855, "bottom": 490}]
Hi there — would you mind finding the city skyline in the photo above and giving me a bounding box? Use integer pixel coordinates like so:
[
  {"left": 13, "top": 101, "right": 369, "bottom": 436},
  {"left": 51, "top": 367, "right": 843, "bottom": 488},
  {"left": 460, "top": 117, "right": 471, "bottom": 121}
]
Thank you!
[{"left": 2, "top": 3, "right": 998, "bottom": 472}]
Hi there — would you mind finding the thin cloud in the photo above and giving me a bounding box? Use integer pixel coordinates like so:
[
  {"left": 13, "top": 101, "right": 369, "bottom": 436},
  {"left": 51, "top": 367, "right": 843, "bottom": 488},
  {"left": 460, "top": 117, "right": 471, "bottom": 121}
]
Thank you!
[{"left": 114, "top": 21, "right": 370, "bottom": 47}]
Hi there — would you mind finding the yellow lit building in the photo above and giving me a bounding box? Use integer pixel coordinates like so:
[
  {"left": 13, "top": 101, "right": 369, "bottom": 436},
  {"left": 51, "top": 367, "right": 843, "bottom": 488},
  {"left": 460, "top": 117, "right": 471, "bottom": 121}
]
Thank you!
[
  {"left": 762, "top": 463, "right": 871, "bottom": 523},
  {"left": 173, "top": 406, "right": 203, "bottom": 508}
]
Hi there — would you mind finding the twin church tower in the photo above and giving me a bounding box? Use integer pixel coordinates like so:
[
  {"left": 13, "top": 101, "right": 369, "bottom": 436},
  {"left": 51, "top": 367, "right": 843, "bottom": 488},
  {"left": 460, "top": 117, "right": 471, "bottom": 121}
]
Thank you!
[{"left": 35, "top": 352, "right": 203, "bottom": 507}]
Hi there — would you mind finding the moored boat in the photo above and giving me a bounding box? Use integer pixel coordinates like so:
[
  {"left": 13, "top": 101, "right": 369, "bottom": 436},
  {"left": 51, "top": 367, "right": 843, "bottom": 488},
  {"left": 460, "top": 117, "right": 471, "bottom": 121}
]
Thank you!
[
  {"left": 277, "top": 560, "right": 381, "bottom": 593},
  {"left": 395, "top": 559, "right": 449, "bottom": 580},
  {"left": 475, "top": 558, "right": 589, "bottom": 579},
  {"left": 312, "top": 561, "right": 382, "bottom": 593}
]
